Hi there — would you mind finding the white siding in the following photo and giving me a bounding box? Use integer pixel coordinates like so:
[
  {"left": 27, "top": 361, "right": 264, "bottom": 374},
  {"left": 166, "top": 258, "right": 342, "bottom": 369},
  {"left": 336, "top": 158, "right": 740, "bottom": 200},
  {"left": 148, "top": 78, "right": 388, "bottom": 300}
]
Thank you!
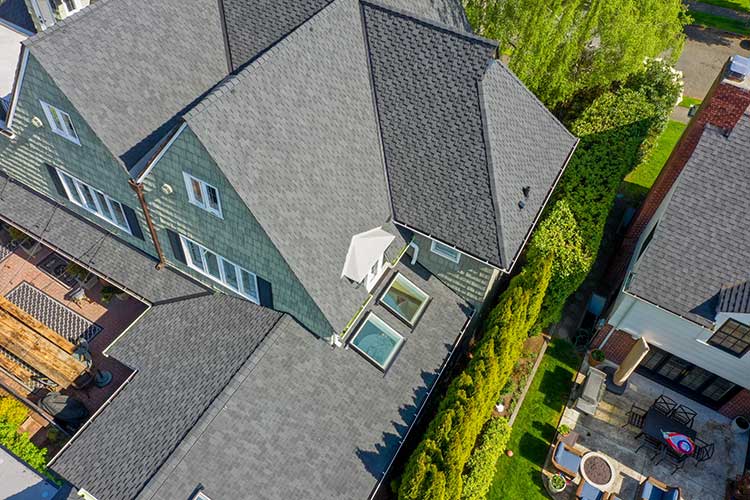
[{"left": 608, "top": 293, "right": 750, "bottom": 389}]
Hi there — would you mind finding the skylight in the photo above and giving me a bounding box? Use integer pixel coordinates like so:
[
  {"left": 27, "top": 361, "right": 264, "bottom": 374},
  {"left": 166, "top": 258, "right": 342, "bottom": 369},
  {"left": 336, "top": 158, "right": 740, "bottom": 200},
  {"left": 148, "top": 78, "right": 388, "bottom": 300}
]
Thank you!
[
  {"left": 380, "top": 273, "right": 430, "bottom": 326},
  {"left": 349, "top": 313, "right": 404, "bottom": 370}
]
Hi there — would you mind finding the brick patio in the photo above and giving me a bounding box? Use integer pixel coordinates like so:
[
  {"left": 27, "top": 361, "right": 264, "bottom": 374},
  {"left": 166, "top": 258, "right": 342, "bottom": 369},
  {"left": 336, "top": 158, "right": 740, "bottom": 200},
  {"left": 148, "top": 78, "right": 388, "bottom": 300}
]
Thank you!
[
  {"left": 543, "top": 363, "right": 748, "bottom": 500},
  {"left": 0, "top": 239, "right": 146, "bottom": 414}
]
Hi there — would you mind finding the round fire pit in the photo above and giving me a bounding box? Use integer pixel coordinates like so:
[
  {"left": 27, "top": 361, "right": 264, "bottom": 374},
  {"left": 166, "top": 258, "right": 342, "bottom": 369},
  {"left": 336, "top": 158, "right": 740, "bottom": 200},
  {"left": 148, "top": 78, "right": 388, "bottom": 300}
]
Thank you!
[{"left": 580, "top": 452, "right": 614, "bottom": 490}]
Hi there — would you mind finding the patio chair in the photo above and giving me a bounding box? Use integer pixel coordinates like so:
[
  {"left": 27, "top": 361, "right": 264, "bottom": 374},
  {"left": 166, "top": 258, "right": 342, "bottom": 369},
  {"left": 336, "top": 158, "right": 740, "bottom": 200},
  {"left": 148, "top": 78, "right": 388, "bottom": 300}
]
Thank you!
[
  {"left": 638, "top": 476, "right": 681, "bottom": 500},
  {"left": 654, "top": 447, "right": 688, "bottom": 474},
  {"left": 576, "top": 480, "right": 612, "bottom": 500},
  {"left": 622, "top": 403, "right": 647, "bottom": 430},
  {"left": 652, "top": 395, "right": 678, "bottom": 416},
  {"left": 635, "top": 433, "right": 662, "bottom": 460},
  {"left": 692, "top": 438, "right": 715, "bottom": 466},
  {"left": 670, "top": 405, "right": 697, "bottom": 428},
  {"left": 551, "top": 439, "right": 585, "bottom": 478}
]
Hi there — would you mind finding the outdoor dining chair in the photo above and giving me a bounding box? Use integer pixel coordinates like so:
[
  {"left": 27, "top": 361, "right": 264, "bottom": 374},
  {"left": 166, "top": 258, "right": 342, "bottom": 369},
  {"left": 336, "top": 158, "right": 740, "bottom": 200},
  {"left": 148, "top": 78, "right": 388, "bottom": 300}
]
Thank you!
[
  {"left": 652, "top": 394, "right": 678, "bottom": 416},
  {"left": 635, "top": 433, "right": 662, "bottom": 460},
  {"left": 693, "top": 438, "right": 715, "bottom": 466},
  {"left": 671, "top": 404, "right": 697, "bottom": 428},
  {"left": 622, "top": 403, "right": 647, "bottom": 430},
  {"left": 654, "top": 446, "right": 688, "bottom": 474},
  {"left": 551, "top": 439, "right": 585, "bottom": 479}
]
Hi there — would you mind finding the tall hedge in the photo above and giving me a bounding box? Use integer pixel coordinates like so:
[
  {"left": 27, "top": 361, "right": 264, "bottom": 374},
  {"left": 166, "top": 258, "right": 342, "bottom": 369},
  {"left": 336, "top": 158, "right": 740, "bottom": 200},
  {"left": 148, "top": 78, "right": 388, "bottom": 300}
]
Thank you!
[
  {"left": 398, "top": 257, "right": 552, "bottom": 500},
  {"left": 461, "top": 417, "right": 512, "bottom": 500},
  {"left": 0, "top": 397, "right": 48, "bottom": 474}
]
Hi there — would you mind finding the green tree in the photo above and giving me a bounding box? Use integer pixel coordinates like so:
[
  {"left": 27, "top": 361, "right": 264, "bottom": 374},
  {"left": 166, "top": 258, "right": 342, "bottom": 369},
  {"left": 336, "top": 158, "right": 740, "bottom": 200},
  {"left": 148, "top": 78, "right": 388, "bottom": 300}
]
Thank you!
[{"left": 463, "top": 0, "right": 688, "bottom": 106}]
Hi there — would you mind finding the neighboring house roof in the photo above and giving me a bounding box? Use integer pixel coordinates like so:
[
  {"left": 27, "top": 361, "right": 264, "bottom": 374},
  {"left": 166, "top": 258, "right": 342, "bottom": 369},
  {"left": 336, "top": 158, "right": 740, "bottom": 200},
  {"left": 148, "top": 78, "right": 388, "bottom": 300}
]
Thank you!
[
  {"left": 22, "top": 0, "right": 229, "bottom": 169},
  {"left": 184, "top": 0, "right": 403, "bottom": 334},
  {"left": 718, "top": 280, "right": 750, "bottom": 315},
  {"left": 362, "top": 2, "right": 576, "bottom": 269},
  {"left": 135, "top": 261, "right": 470, "bottom": 500},
  {"left": 627, "top": 115, "right": 750, "bottom": 327},
  {"left": 50, "top": 295, "right": 283, "bottom": 500},
  {"left": 0, "top": 0, "right": 35, "bottom": 34},
  {"left": 0, "top": 172, "right": 207, "bottom": 303}
]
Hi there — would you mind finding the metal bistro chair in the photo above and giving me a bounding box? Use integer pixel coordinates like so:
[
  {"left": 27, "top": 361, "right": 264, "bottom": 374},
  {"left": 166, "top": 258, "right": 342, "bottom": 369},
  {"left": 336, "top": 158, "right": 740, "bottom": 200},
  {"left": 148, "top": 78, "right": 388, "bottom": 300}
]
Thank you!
[
  {"left": 671, "top": 404, "right": 697, "bottom": 428},
  {"left": 622, "top": 403, "right": 648, "bottom": 430},
  {"left": 635, "top": 433, "right": 663, "bottom": 460},
  {"left": 654, "top": 446, "right": 688, "bottom": 474},
  {"left": 692, "top": 438, "right": 715, "bottom": 466},
  {"left": 652, "top": 394, "right": 678, "bottom": 416}
]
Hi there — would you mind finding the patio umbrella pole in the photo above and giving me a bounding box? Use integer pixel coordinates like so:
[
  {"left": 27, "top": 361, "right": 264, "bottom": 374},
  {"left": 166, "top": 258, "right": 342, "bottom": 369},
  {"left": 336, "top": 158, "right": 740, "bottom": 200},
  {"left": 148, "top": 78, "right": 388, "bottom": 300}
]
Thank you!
[{"left": 604, "top": 337, "right": 649, "bottom": 394}]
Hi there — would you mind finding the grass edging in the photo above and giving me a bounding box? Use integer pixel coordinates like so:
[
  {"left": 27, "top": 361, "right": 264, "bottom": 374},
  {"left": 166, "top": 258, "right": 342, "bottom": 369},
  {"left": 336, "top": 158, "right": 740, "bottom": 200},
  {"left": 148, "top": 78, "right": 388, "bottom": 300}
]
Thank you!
[{"left": 508, "top": 338, "right": 549, "bottom": 426}]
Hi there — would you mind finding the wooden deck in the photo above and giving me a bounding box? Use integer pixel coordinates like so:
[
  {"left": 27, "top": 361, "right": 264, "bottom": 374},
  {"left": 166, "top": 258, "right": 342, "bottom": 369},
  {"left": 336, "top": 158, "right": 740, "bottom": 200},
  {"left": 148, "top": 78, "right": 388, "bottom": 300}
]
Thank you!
[{"left": 0, "top": 295, "right": 87, "bottom": 388}]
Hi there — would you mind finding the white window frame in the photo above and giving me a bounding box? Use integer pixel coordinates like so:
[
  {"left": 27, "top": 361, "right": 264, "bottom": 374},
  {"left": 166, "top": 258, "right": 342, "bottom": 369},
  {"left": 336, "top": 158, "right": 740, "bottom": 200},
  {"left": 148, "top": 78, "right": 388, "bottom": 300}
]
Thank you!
[
  {"left": 192, "top": 493, "right": 212, "bottom": 500},
  {"left": 349, "top": 312, "right": 404, "bottom": 370},
  {"left": 430, "top": 240, "right": 460, "bottom": 263},
  {"left": 179, "top": 234, "right": 259, "bottom": 304},
  {"left": 61, "top": 0, "right": 83, "bottom": 15},
  {"left": 365, "top": 253, "right": 386, "bottom": 292},
  {"left": 55, "top": 168, "right": 132, "bottom": 234},
  {"left": 183, "top": 172, "right": 223, "bottom": 218},
  {"left": 40, "top": 100, "right": 80, "bottom": 145}
]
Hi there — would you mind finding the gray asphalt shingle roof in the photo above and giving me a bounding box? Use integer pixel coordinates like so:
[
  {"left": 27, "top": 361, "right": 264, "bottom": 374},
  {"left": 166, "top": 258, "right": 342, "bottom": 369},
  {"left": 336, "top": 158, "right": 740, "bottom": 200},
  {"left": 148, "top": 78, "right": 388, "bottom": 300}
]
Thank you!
[
  {"left": 185, "top": 0, "right": 402, "bottom": 334},
  {"left": 627, "top": 115, "right": 750, "bottom": 327},
  {"left": 50, "top": 294, "right": 283, "bottom": 500},
  {"left": 136, "top": 260, "right": 471, "bottom": 500},
  {"left": 0, "top": 172, "right": 207, "bottom": 303},
  {"left": 362, "top": 2, "right": 576, "bottom": 269},
  {"left": 23, "top": 0, "right": 229, "bottom": 169}
]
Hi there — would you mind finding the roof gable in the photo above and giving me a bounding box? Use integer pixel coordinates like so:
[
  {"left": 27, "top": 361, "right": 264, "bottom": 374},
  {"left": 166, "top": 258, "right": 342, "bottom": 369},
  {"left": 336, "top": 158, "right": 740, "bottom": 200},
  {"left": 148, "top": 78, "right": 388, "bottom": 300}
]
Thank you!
[{"left": 184, "top": 0, "right": 399, "bottom": 333}]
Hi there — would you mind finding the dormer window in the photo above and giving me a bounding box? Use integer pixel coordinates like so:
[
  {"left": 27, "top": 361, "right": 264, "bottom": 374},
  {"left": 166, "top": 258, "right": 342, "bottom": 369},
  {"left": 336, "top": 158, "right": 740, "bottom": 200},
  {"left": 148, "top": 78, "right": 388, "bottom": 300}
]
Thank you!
[
  {"left": 40, "top": 101, "right": 80, "bottom": 145},
  {"left": 708, "top": 319, "right": 750, "bottom": 357},
  {"left": 341, "top": 228, "right": 395, "bottom": 291},
  {"left": 430, "top": 240, "right": 460, "bottom": 263},
  {"left": 183, "top": 173, "right": 222, "bottom": 218}
]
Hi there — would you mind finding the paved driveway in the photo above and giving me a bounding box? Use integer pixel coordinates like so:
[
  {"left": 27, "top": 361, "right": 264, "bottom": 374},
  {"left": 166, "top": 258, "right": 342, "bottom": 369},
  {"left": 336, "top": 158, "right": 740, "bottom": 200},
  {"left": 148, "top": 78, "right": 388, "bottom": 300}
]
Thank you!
[
  {"left": 0, "top": 24, "right": 24, "bottom": 99},
  {"left": 677, "top": 25, "right": 750, "bottom": 98}
]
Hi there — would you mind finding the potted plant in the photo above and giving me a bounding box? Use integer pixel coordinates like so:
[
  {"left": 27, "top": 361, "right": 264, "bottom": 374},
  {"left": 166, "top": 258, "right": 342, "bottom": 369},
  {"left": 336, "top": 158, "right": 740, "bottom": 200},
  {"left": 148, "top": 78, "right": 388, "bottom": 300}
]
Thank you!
[
  {"left": 588, "top": 349, "right": 605, "bottom": 367},
  {"left": 548, "top": 473, "right": 567, "bottom": 494},
  {"left": 558, "top": 424, "right": 571, "bottom": 437},
  {"left": 66, "top": 262, "right": 97, "bottom": 289},
  {"left": 100, "top": 285, "right": 119, "bottom": 305},
  {"left": 732, "top": 416, "right": 750, "bottom": 434}
]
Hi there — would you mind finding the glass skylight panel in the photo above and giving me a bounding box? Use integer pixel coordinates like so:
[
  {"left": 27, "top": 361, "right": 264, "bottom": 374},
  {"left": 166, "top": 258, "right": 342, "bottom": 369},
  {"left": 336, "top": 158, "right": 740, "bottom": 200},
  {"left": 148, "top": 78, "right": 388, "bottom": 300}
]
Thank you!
[
  {"left": 350, "top": 313, "right": 404, "bottom": 370},
  {"left": 380, "top": 273, "right": 430, "bottom": 326}
]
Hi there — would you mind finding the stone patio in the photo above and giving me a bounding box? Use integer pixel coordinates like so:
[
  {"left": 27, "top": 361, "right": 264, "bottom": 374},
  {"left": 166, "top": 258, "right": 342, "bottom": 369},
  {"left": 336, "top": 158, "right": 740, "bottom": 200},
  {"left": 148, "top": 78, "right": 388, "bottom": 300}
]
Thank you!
[{"left": 543, "top": 362, "right": 748, "bottom": 500}]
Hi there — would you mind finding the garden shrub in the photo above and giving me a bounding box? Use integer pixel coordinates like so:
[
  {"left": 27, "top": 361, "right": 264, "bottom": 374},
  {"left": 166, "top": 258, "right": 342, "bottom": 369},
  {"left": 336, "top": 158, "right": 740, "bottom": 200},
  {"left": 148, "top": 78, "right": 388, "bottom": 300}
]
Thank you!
[
  {"left": 398, "top": 257, "right": 552, "bottom": 500},
  {"left": 461, "top": 417, "right": 512, "bottom": 500},
  {"left": 0, "top": 396, "right": 49, "bottom": 475}
]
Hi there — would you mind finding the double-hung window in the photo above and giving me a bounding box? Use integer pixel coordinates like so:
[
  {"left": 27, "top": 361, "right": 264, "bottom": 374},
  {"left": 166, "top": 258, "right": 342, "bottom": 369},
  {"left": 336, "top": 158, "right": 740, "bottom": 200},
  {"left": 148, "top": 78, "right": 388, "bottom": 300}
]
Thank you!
[
  {"left": 430, "top": 240, "right": 460, "bottom": 263},
  {"left": 179, "top": 235, "right": 259, "bottom": 303},
  {"left": 183, "top": 172, "right": 222, "bottom": 218},
  {"left": 40, "top": 101, "right": 80, "bottom": 145},
  {"left": 56, "top": 168, "right": 131, "bottom": 234}
]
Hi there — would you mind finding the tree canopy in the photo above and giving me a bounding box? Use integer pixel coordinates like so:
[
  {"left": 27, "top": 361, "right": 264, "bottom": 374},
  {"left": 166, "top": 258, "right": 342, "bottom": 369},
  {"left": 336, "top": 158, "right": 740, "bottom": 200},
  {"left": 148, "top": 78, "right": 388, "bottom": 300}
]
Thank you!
[{"left": 464, "top": 0, "right": 689, "bottom": 106}]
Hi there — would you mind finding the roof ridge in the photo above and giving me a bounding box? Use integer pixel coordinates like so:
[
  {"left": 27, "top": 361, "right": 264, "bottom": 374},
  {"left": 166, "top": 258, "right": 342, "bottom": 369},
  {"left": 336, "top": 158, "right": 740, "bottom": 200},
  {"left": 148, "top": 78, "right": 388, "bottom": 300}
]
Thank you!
[
  {"left": 22, "top": 0, "right": 110, "bottom": 47},
  {"left": 482, "top": 59, "right": 576, "bottom": 141},
  {"left": 360, "top": 0, "right": 497, "bottom": 50}
]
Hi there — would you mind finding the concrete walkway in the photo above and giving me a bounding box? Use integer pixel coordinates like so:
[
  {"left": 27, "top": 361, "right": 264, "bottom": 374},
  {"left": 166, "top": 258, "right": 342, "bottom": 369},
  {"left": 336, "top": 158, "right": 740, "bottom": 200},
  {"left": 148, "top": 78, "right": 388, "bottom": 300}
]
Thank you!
[
  {"left": 687, "top": 0, "right": 750, "bottom": 22},
  {"left": 670, "top": 105, "right": 691, "bottom": 124}
]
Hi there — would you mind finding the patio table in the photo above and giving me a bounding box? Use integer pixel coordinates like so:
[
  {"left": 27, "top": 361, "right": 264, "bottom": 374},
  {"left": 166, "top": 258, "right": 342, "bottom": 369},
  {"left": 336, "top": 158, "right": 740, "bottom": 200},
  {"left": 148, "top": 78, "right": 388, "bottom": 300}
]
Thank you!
[{"left": 642, "top": 408, "right": 696, "bottom": 454}]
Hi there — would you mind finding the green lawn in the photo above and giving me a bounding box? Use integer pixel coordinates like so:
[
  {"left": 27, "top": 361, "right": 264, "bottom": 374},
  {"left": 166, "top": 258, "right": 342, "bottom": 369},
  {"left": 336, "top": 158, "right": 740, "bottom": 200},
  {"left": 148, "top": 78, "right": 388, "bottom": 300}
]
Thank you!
[
  {"left": 699, "top": 0, "right": 750, "bottom": 13},
  {"left": 487, "top": 340, "right": 580, "bottom": 500},
  {"left": 621, "top": 120, "right": 687, "bottom": 202},
  {"left": 689, "top": 10, "right": 750, "bottom": 35},
  {"left": 678, "top": 96, "right": 702, "bottom": 109}
]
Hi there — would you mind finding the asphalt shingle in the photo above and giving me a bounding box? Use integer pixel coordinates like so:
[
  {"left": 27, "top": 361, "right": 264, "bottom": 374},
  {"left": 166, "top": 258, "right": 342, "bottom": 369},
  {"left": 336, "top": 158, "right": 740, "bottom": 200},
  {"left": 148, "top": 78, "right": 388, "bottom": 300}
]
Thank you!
[{"left": 628, "top": 115, "right": 750, "bottom": 326}]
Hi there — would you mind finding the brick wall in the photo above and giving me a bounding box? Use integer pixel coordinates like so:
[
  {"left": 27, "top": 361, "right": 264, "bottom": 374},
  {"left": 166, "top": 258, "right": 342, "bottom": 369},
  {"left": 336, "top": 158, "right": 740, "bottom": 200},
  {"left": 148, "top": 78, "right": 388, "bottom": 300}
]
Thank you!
[
  {"left": 597, "top": 327, "right": 637, "bottom": 365},
  {"left": 719, "top": 388, "right": 750, "bottom": 419},
  {"left": 606, "top": 63, "right": 750, "bottom": 287}
]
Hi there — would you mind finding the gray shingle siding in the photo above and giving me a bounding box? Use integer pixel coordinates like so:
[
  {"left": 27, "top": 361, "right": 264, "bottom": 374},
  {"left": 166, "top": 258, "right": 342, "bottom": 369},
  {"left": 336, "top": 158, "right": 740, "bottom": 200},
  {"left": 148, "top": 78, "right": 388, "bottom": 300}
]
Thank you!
[
  {"left": 628, "top": 117, "right": 750, "bottom": 326},
  {"left": 142, "top": 126, "right": 333, "bottom": 338}
]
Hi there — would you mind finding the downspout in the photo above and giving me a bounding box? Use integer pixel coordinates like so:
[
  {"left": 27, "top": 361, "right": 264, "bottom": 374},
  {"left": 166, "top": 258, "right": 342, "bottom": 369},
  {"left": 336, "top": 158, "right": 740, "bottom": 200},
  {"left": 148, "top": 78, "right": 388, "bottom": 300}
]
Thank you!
[{"left": 128, "top": 179, "right": 166, "bottom": 270}]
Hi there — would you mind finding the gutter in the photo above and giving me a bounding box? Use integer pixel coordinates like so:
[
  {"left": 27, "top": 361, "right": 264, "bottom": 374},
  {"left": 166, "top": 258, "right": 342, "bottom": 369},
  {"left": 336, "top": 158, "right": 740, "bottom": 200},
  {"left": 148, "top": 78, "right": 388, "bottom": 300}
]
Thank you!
[
  {"left": 128, "top": 179, "right": 166, "bottom": 270},
  {"left": 368, "top": 306, "right": 476, "bottom": 500}
]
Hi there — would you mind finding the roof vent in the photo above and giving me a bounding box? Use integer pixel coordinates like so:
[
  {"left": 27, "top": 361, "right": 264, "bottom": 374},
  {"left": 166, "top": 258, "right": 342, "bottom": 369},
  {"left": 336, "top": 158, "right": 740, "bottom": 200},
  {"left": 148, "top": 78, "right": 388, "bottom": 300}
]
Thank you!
[
  {"left": 522, "top": 186, "right": 531, "bottom": 198},
  {"left": 518, "top": 200, "right": 526, "bottom": 209},
  {"left": 728, "top": 55, "right": 750, "bottom": 81}
]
